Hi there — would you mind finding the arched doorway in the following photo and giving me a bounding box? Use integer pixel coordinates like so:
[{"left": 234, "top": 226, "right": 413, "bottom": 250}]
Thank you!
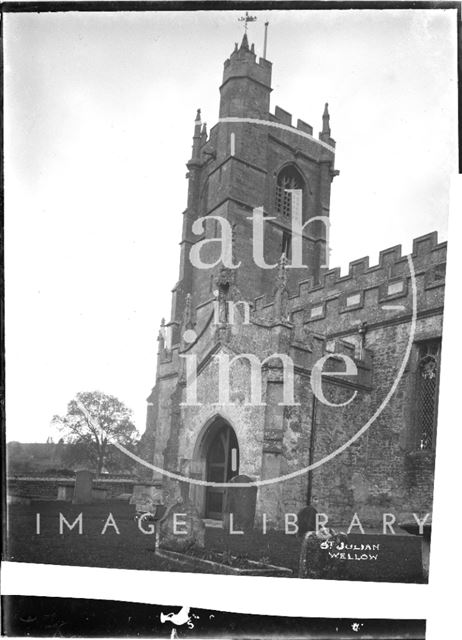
[{"left": 200, "top": 419, "right": 239, "bottom": 519}]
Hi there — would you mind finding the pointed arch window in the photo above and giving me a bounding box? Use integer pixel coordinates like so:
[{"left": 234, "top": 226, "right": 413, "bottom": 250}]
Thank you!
[
  {"left": 275, "top": 165, "right": 304, "bottom": 218},
  {"left": 415, "top": 339, "right": 441, "bottom": 450}
]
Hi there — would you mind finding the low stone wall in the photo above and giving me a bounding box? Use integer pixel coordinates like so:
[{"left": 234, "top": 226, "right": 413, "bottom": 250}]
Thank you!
[
  {"left": 94, "top": 479, "right": 137, "bottom": 498},
  {"left": 7, "top": 476, "right": 143, "bottom": 501},
  {"left": 8, "top": 477, "right": 61, "bottom": 500}
]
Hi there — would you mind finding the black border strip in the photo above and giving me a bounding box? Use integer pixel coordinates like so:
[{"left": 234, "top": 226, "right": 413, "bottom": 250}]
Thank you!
[
  {"left": 0, "top": 1, "right": 461, "bottom": 11},
  {"left": 1, "top": 595, "right": 426, "bottom": 639}
]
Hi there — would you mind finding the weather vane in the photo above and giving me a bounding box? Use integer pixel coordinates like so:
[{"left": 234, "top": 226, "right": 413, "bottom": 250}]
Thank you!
[{"left": 238, "top": 11, "right": 257, "bottom": 34}]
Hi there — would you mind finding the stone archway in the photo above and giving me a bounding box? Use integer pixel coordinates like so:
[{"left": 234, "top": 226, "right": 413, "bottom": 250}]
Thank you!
[{"left": 192, "top": 416, "right": 239, "bottom": 519}]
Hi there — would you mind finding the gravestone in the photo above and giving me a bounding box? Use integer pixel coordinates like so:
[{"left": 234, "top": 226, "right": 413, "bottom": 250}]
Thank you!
[
  {"left": 158, "top": 499, "right": 205, "bottom": 552},
  {"left": 223, "top": 475, "right": 257, "bottom": 533},
  {"left": 130, "top": 484, "right": 164, "bottom": 513},
  {"left": 57, "top": 483, "right": 74, "bottom": 501},
  {"left": 297, "top": 505, "right": 318, "bottom": 538},
  {"left": 399, "top": 516, "right": 432, "bottom": 582},
  {"left": 72, "top": 469, "right": 94, "bottom": 504}
]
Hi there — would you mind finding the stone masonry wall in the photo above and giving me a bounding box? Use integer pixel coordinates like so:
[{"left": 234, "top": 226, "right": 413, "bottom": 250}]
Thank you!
[{"left": 147, "top": 230, "right": 445, "bottom": 529}]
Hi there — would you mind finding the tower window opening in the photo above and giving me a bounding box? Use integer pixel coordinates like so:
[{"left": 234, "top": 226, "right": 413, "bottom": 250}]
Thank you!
[
  {"left": 275, "top": 166, "right": 304, "bottom": 218},
  {"left": 415, "top": 339, "right": 441, "bottom": 451}
]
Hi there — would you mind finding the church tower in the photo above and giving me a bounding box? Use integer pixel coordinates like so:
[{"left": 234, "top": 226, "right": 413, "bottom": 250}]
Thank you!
[
  {"left": 144, "top": 30, "right": 444, "bottom": 532},
  {"left": 169, "top": 33, "right": 339, "bottom": 347},
  {"left": 145, "top": 32, "right": 340, "bottom": 522}
]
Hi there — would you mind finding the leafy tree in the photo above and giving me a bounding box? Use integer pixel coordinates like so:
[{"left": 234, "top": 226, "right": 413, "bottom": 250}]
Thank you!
[{"left": 53, "top": 391, "right": 139, "bottom": 475}]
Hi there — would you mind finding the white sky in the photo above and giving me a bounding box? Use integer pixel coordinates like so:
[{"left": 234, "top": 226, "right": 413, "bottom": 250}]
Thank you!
[{"left": 4, "top": 8, "right": 458, "bottom": 443}]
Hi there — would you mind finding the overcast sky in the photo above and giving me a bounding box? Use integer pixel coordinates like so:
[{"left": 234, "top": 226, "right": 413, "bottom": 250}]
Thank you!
[{"left": 4, "top": 8, "right": 458, "bottom": 443}]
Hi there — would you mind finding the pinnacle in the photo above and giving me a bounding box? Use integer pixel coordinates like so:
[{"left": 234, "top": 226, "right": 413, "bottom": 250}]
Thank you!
[
  {"left": 322, "top": 103, "right": 331, "bottom": 136},
  {"left": 240, "top": 32, "right": 249, "bottom": 50}
]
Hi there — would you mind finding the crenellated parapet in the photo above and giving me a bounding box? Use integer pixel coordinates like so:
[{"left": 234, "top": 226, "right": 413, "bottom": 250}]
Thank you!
[
  {"left": 269, "top": 103, "right": 335, "bottom": 150},
  {"left": 252, "top": 231, "right": 446, "bottom": 335},
  {"left": 159, "top": 230, "right": 446, "bottom": 372}
]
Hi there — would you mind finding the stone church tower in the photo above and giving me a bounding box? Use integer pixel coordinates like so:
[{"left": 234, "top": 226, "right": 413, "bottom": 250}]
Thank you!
[
  {"left": 144, "top": 34, "right": 445, "bottom": 529},
  {"left": 170, "top": 32, "right": 337, "bottom": 341}
]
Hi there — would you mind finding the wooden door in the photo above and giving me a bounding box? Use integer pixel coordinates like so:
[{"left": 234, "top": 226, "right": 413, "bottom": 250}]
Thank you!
[{"left": 205, "top": 425, "right": 239, "bottom": 519}]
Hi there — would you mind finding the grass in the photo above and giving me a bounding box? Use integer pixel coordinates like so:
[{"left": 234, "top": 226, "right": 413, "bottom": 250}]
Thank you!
[{"left": 5, "top": 501, "right": 424, "bottom": 582}]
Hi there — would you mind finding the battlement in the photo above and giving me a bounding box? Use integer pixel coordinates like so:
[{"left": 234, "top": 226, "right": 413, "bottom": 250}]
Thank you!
[
  {"left": 258, "top": 57, "right": 272, "bottom": 70},
  {"left": 221, "top": 35, "right": 272, "bottom": 94},
  {"left": 271, "top": 106, "right": 315, "bottom": 136},
  {"left": 157, "top": 235, "right": 446, "bottom": 379},
  {"left": 253, "top": 231, "right": 447, "bottom": 331},
  {"left": 223, "top": 52, "right": 272, "bottom": 71},
  {"left": 271, "top": 106, "right": 336, "bottom": 148},
  {"left": 274, "top": 106, "right": 292, "bottom": 126}
]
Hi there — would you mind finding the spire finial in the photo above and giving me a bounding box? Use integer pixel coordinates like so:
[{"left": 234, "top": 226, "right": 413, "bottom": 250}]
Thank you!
[
  {"left": 183, "top": 293, "right": 194, "bottom": 330},
  {"left": 157, "top": 318, "right": 166, "bottom": 351},
  {"left": 322, "top": 102, "right": 330, "bottom": 136},
  {"left": 238, "top": 12, "right": 257, "bottom": 49},
  {"left": 191, "top": 109, "right": 202, "bottom": 160},
  {"left": 240, "top": 32, "right": 249, "bottom": 50}
]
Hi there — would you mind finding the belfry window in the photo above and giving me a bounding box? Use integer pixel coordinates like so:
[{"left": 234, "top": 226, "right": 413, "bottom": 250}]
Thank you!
[
  {"left": 275, "top": 166, "right": 304, "bottom": 218},
  {"left": 415, "top": 339, "right": 441, "bottom": 450}
]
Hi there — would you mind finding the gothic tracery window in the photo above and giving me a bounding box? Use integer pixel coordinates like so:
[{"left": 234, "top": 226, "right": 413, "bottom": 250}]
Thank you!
[
  {"left": 275, "top": 166, "right": 304, "bottom": 218},
  {"left": 415, "top": 339, "right": 441, "bottom": 450}
]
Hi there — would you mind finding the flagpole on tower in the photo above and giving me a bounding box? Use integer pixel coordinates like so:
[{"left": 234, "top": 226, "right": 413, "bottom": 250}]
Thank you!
[{"left": 263, "top": 21, "right": 269, "bottom": 59}]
